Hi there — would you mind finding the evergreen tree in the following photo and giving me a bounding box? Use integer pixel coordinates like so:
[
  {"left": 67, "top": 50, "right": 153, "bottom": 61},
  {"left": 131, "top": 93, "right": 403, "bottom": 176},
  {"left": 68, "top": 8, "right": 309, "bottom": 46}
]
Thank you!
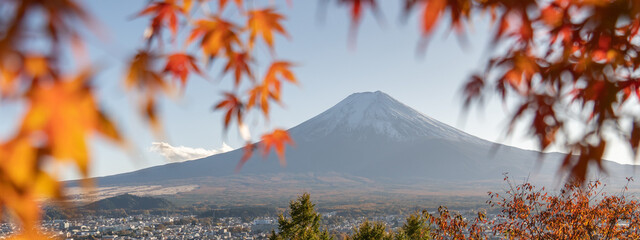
[
  {"left": 269, "top": 193, "right": 332, "bottom": 240},
  {"left": 348, "top": 220, "right": 392, "bottom": 240},
  {"left": 395, "top": 212, "right": 431, "bottom": 240}
]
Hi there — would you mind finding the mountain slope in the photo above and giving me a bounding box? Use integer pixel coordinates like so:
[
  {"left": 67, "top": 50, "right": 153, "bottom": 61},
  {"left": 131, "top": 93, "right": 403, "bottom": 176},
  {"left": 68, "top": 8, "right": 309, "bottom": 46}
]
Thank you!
[{"left": 84, "top": 91, "right": 633, "bottom": 189}]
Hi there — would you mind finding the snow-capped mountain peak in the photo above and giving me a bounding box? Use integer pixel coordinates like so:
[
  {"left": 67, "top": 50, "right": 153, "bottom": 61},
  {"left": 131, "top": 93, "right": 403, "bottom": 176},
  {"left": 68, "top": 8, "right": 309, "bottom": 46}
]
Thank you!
[{"left": 290, "top": 91, "right": 484, "bottom": 143}]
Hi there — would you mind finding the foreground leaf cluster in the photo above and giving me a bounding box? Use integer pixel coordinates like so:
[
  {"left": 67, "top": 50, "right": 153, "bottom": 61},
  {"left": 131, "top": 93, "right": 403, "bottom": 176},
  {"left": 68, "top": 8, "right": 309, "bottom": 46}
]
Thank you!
[
  {"left": 341, "top": 0, "right": 640, "bottom": 182},
  {"left": 279, "top": 177, "right": 640, "bottom": 240},
  {"left": 0, "top": 0, "right": 296, "bottom": 234},
  {"left": 430, "top": 176, "right": 640, "bottom": 239}
]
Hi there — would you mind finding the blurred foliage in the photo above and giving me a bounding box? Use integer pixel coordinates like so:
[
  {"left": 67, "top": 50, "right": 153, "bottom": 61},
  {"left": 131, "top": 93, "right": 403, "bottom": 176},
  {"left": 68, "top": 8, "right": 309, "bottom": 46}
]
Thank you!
[
  {"left": 2, "top": 0, "right": 640, "bottom": 237},
  {"left": 428, "top": 175, "right": 640, "bottom": 239}
]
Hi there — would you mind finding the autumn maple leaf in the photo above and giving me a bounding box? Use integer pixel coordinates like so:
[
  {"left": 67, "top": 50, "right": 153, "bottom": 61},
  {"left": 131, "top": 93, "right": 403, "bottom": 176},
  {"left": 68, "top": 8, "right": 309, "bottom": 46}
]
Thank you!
[
  {"left": 248, "top": 8, "right": 289, "bottom": 49},
  {"left": 188, "top": 17, "right": 242, "bottom": 61},
  {"left": 21, "top": 70, "right": 121, "bottom": 176},
  {"left": 214, "top": 92, "right": 244, "bottom": 129},
  {"left": 0, "top": 137, "right": 39, "bottom": 230},
  {"left": 125, "top": 51, "right": 168, "bottom": 133},
  {"left": 247, "top": 85, "right": 270, "bottom": 117},
  {"left": 263, "top": 61, "right": 297, "bottom": 100},
  {"left": 0, "top": 136, "right": 62, "bottom": 231},
  {"left": 236, "top": 142, "right": 256, "bottom": 172},
  {"left": 138, "top": 1, "right": 185, "bottom": 40},
  {"left": 223, "top": 51, "right": 253, "bottom": 86},
  {"left": 261, "top": 129, "right": 294, "bottom": 166},
  {"left": 163, "top": 53, "right": 201, "bottom": 87},
  {"left": 265, "top": 61, "right": 296, "bottom": 82},
  {"left": 247, "top": 61, "right": 296, "bottom": 116},
  {"left": 126, "top": 51, "right": 167, "bottom": 92},
  {"left": 421, "top": 0, "right": 446, "bottom": 36}
]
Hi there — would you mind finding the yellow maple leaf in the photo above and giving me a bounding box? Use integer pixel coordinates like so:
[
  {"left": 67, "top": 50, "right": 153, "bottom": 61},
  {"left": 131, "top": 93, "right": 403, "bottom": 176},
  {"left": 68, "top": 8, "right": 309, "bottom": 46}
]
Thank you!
[{"left": 248, "top": 8, "right": 289, "bottom": 49}]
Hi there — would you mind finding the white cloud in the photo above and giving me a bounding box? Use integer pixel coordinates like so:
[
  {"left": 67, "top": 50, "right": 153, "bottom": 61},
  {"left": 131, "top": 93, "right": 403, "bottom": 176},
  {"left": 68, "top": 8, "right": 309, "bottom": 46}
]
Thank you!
[{"left": 150, "top": 142, "right": 234, "bottom": 162}]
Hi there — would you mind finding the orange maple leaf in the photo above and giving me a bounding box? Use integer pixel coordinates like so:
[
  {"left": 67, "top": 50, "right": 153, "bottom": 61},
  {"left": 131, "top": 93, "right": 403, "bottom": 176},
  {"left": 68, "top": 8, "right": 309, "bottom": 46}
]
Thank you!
[
  {"left": 125, "top": 51, "right": 168, "bottom": 134},
  {"left": 247, "top": 85, "right": 270, "bottom": 116},
  {"left": 0, "top": 137, "right": 38, "bottom": 197},
  {"left": 265, "top": 61, "right": 296, "bottom": 83},
  {"left": 0, "top": 138, "right": 63, "bottom": 230},
  {"left": 236, "top": 142, "right": 257, "bottom": 172},
  {"left": 126, "top": 51, "right": 167, "bottom": 92},
  {"left": 138, "top": 1, "right": 184, "bottom": 39},
  {"left": 261, "top": 129, "right": 294, "bottom": 166},
  {"left": 21, "top": 70, "right": 121, "bottom": 176},
  {"left": 223, "top": 51, "right": 253, "bottom": 86},
  {"left": 248, "top": 8, "right": 289, "bottom": 49},
  {"left": 247, "top": 61, "right": 296, "bottom": 116},
  {"left": 163, "top": 53, "right": 201, "bottom": 87},
  {"left": 422, "top": 0, "right": 446, "bottom": 36},
  {"left": 188, "top": 17, "right": 242, "bottom": 61},
  {"left": 214, "top": 92, "right": 244, "bottom": 129},
  {"left": 263, "top": 61, "right": 297, "bottom": 101}
]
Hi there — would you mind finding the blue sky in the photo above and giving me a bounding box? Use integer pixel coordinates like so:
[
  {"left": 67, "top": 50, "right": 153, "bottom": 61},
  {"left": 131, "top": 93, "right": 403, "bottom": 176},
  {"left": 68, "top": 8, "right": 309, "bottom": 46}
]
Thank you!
[{"left": 0, "top": 1, "right": 636, "bottom": 179}]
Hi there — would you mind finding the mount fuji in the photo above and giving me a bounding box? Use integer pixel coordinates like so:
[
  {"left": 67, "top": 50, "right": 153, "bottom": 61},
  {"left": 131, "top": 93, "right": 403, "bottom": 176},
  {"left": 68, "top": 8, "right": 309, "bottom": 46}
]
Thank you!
[{"left": 77, "top": 91, "right": 636, "bottom": 201}]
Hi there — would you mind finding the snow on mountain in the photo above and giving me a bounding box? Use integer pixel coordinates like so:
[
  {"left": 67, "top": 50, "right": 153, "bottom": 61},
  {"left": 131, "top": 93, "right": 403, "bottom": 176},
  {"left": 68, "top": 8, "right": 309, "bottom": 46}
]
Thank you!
[{"left": 290, "top": 91, "right": 485, "bottom": 144}]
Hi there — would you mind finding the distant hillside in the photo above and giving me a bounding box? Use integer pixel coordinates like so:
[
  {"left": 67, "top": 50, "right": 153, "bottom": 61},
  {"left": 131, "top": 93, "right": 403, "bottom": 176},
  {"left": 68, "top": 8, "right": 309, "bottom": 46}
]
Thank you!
[{"left": 84, "top": 194, "right": 175, "bottom": 210}]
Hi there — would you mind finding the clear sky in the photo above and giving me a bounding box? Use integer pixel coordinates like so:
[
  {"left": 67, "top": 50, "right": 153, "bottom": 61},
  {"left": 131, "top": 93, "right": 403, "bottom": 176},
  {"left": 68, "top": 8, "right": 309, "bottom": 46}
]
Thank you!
[{"left": 0, "top": 1, "right": 636, "bottom": 180}]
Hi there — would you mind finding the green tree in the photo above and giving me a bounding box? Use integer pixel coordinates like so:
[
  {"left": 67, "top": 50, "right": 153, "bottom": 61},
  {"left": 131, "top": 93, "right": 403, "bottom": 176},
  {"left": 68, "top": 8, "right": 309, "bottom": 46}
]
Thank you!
[
  {"left": 270, "top": 193, "right": 332, "bottom": 240},
  {"left": 348, "top": 220, "right": 393, "bottom": 240},
  {"left": 395, "top": 212, "right": 431, "bottom": 240}
]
